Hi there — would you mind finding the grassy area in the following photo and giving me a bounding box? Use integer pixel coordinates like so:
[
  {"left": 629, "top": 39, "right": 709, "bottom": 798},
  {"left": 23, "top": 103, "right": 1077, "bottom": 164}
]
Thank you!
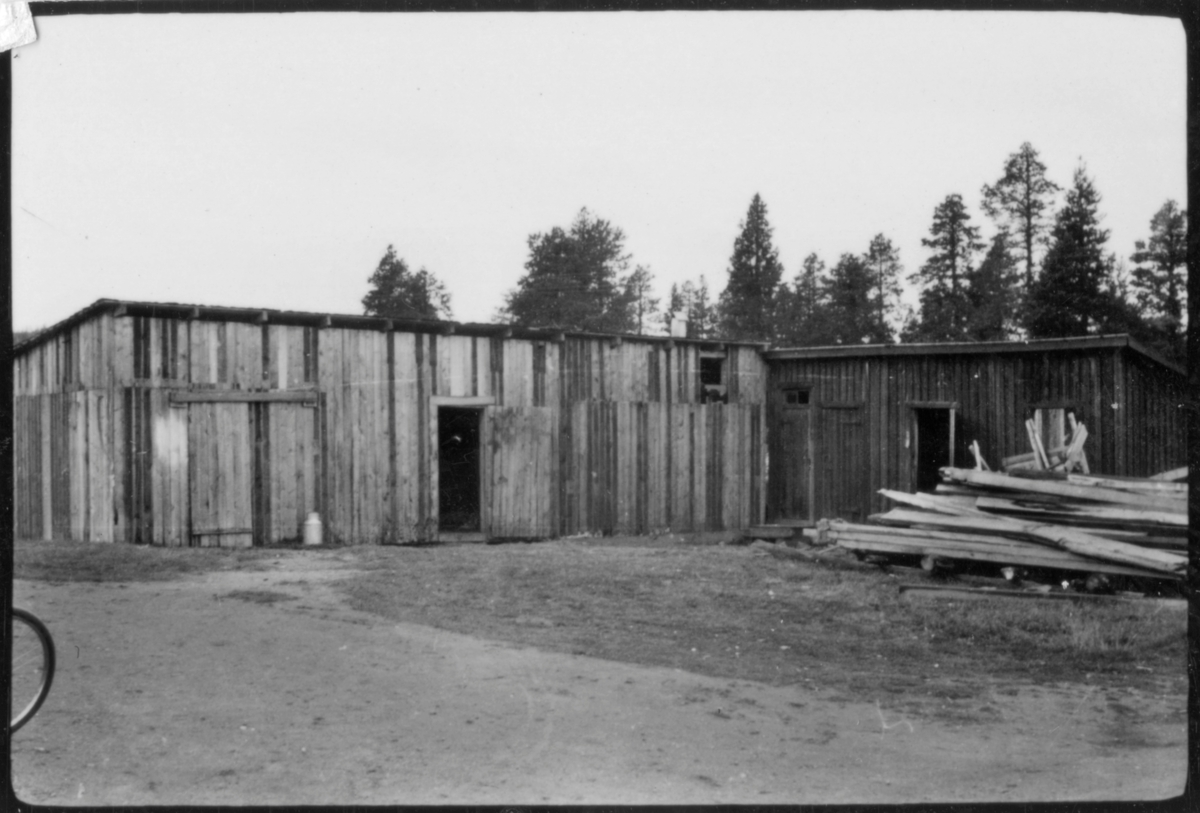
[
  {"left": 13, "top": 535, "right": 1187, "bottom": 720},
  {"left": 12, "top": 538, "right": 281, "bottom": 582},
  {"left": 335, "top": 539, "right": 1187, "bottom": 718}
]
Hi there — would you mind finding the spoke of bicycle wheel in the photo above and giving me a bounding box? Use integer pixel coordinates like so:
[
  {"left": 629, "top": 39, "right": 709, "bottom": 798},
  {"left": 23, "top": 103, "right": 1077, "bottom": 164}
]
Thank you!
[{"left": 11, "top": 616, "right": 50, "bottom": 727}]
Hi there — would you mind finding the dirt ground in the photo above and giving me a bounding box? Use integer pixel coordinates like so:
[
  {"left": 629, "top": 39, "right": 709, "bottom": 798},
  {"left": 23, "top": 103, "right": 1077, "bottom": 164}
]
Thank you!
[{"left": 10, "top": 551, "right": 1189, "bottom": 806}]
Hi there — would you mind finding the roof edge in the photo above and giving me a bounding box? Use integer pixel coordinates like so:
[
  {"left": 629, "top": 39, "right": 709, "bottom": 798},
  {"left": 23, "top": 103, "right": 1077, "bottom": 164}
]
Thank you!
[
  {"left": 11, "top": 299, "right": 769, "bottom": 356},
  {"left": 765, "top": 334, "right": 1185, "bottom": 376}
]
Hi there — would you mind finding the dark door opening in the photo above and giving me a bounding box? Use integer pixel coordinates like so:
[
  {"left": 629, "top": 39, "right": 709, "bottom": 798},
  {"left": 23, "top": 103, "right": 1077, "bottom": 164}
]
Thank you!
[
  {"left": 438, "top": 407, "right": 482, "bottom": 531},
  {"left": 913, "top": 408, "right": 954, "bottom": 492}
]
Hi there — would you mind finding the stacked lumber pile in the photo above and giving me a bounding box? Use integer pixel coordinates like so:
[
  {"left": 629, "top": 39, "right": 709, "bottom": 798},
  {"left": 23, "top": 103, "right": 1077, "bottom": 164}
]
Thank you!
[{"left": 819, "top": 464, "right": 1187, "bottom": 585}]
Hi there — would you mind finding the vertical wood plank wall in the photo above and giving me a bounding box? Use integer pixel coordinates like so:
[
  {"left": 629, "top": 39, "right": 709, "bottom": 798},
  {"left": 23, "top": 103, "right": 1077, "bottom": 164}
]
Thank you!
[
  {"left": 13, "top": 312, "right": 769, "bottom": 544},
  {"left": 767, "top": 348, "right": 1186, "bottom": 520}
]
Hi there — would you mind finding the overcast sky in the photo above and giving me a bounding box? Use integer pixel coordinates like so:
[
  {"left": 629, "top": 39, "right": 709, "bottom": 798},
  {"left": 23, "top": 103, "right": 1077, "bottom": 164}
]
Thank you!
[{"left": 11, "top": 10, "right": 1187, "bottom": 333}]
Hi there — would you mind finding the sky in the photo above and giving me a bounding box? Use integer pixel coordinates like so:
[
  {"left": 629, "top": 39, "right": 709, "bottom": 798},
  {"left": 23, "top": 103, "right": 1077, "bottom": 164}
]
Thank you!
[{"left": 10, "top": 9, "right": 1188, "bottom": 333}]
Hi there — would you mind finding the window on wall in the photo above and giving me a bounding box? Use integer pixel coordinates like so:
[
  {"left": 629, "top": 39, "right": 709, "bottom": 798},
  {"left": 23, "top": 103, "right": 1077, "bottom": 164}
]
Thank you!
[
  {"left": 699, "top": 354, "right": 726, "bottom": 403},
  {"left": 783, "top": 388, "right": 810, "bottom": 407}
]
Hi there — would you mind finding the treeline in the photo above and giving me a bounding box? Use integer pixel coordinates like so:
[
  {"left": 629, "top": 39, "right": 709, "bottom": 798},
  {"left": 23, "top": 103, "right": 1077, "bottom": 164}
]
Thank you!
[{"left": 362, "top": 143, "right": 1186, "bottom": 365}]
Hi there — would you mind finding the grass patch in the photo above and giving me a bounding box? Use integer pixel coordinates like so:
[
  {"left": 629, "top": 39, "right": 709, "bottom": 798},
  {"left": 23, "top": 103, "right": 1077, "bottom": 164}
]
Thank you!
[
  {"left": 13, "top": 538, "right": 283, "bottom": 583},
  {"left": 335, "top": 540, "right": 1187, "bottom": 719}
]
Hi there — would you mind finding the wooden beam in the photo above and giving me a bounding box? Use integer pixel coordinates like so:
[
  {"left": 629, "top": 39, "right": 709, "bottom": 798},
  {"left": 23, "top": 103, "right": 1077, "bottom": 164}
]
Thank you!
[
  {"left": 256, "top": 311, "right": 269, "bottom": 324},
  {"left": 870, "top": 507, "right": 1187, "bottom": 575},
  {"left": 169, "top": 390, "right": 318, "bottom": 405},
  {"left": 1149, "top": 466, "right": 1188, "bottom": 481},
  {"left": 430, "top": 395, "right": 496, "bottom": 408},
  {"left": 939, "top": 467, "right": 1186, "bottom": 513},
  {"left": 1065, "top": 473, "right": 1186, "bottom": 494},
  {"left": 319, "top": 316, "right": 332, "bottom": 329},
  {"left": 973, "top": 496, "right": 1187, "bottom": 529},
  {"left": 828, "top": 522, "right": 1169, "bottom": 579}
]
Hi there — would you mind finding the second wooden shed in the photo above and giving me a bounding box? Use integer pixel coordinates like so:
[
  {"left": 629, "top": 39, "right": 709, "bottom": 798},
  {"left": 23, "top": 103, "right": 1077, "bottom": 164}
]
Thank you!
[{"left": 763, "top": 335, "right": 1187, "bottom": 525}]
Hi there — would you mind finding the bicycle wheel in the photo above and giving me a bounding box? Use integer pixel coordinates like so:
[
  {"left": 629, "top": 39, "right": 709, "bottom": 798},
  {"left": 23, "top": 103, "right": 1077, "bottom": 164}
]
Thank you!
[{"left": 10, "top": 608, "right": 56, "bottom": 733}]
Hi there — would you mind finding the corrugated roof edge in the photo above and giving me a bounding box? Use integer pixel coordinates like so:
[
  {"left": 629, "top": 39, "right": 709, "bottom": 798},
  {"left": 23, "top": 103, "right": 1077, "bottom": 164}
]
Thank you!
[
  {"left": 11, "top": 299, "right": 770, "bottom": 357},
  {"left": 765, "top": 335, "right": 1185, "bottom": 377}
]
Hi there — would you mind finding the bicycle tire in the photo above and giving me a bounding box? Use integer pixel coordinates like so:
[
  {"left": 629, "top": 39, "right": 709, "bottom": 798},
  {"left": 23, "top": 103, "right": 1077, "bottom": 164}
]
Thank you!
[{"left": 10, "top": 607, "right": 56, "bottom": 733}]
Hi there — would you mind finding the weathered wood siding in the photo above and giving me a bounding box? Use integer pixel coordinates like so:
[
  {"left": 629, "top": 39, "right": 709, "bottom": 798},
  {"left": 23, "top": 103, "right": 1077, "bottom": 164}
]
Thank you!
[
  {"left": 768, "top": 347, "right": 1186, "bottom": 520},
  {"left": 553, "top": 339, "right": 767, "bottom": 536},
  {"left": 13, "top": 306, "right": 769, "bottom": 545},
  {"left": 1121, "top": 352, "right": 1188, "bottom": 477}
]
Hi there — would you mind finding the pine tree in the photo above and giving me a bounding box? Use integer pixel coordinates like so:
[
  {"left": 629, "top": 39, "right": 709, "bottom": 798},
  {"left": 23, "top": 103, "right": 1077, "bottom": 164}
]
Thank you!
[
  {"left": 964, "top": 230, "right": 1021, "bottom": 340},
  {"left": 622, "top": 265, "right": 659, "bottom": 335},
  {"left": 861, "top": 234, "right": 903, "bottom": 341},
  {"left": 981, "top": 142, "right": 1061, "bottom": 287},
  {"left": 362, "top": 245, "right": 453, "bottom": 321},
  {"left": 906, "top": 194, "right": 984, "bottom": 341},
  {"left": 1130, "top": 200, "right": 1188, "bottom": 353},
  {"left": 719, "top": 194, "right": 784, "bottom": 342},
  {"left": 680, "top": 277, "right": 719, "bottom": 339},
  {"left": 1025, "top": 166, "right": 1115, "bottom": 338},
  {"left": 824, "top": 253, "right": 888, "bottom": 344},
  {"left": 775, "top": 253, "right": 832, "bottom": 347},
  {"left": 501, "top": 208, "right": 635, "bottom": 333}
]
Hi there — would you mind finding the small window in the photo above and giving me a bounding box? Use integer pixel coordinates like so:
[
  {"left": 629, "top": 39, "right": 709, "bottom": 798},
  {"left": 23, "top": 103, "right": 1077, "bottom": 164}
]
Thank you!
[
  {"left": 784, "top": 389, "right": 810, "bottom": 406},
  {"left": 699, "top": 355, "right": 726, "bottom": 403}
]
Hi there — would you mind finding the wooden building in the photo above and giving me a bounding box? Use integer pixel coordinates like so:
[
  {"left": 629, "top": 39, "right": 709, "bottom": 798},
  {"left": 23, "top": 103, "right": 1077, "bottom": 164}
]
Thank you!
[
  {"left": 11, "top": 299, "right": 768, "bottom": 546},
  {"left": 764, "top": 336, "right": 1187, "bottom": 525}
]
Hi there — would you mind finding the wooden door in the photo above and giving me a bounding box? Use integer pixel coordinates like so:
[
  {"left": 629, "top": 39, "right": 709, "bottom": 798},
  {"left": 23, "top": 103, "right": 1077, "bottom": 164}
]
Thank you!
[
  {"left": 770, "top": 388, "right": 813, "bottom": 523},
  {"left": 188, "top": 402, "right": 253, "bottom": 547},
  {"left": 485, "top": 406, "right": 557, "bottom": 538},
  {"left": 820, "top": 405, "right": 868, "bottom": 523}
]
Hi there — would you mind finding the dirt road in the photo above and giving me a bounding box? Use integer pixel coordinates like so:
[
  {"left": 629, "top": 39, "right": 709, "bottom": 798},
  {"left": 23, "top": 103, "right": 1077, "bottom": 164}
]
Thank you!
[{"left": 11, "top": 553, "right": 1187, "bottom": 805}]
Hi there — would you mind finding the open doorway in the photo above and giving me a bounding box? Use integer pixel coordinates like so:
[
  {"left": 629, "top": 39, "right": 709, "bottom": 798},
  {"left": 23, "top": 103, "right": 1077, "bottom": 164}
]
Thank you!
[
  {"left": 438, "top": 407, "right": 482, "bottom": 532},
  {"left": 913, "top": 407, "right": 955, "bottom": 492}
]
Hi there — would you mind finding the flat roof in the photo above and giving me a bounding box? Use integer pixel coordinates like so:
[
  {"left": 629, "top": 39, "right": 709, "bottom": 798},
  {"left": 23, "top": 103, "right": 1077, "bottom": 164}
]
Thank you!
[
  {"left": 11, "top": 298, "right": 769, "bottom": 356},
  {"left": 765, "top": 334, "right": 1184, "bottom": 376}
]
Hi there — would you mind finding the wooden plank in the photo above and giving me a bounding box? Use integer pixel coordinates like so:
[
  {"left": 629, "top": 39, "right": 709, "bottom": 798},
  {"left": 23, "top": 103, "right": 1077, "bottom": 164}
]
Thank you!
[
  {"left": 974, "top": 496, "right": 1186, "bottom": 528},
  {"left": 1065, "top": 473, "right": 1187, "bottom": 494},
  {"left": 87, "top": 391, "right": 112, "bottom": 542},
  {"left": 171, "top": 390, "right": 318, "bottom": 404},
  {"left": 69, "top": 391, "right": 86, "bottom": 541},
  {"left": 1024, "top": 419, "right": 1048, "bottom": 469},
  {"left": 393, "top": 332, "right": 417, "bottom": 540},
  {"left": 831, "top": 528, "right": 1168, "bottom": 580},
  {"left": 869, "top": 507, "right": 1187, "bottom": 575},
  {"left": 940, "top": 467, "right": 1186, "bottom": 512},
  {"left": 1149, "top": 466, "right": 1187, "bottom": 482}
]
